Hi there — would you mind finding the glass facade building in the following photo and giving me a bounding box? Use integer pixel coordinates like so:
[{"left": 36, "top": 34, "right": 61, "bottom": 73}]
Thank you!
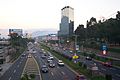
[{"left": 58, "top": 6, "right": 74, "bottom": 37}]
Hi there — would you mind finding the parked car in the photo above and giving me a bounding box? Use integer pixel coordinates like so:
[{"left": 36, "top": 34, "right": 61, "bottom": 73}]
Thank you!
[
  {"left": 41, "top": 65, "right": 48, "bottom": 73},
  {"left": 58, "top": 60, "right": 64, "bottom": 66}
]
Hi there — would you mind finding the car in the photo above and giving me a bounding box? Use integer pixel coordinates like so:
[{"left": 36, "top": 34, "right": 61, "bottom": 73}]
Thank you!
[
  {"left": 41, "top": 54, "right": 46, "bottom": 59},
  {"left": 48, "top": 56, "right": 54, "bottom": 60},
  {"left": 102, "top": 62, "right": 112, "bottom": 67},
  {"left": 21, "top": 54, "right": 26, "bottom": 57},
  {"left": 0, "top": 66, "right": 3, "bottom": 71},
  {"left": 47, "top": 58, "right": 52, "bottom": 63},
  {"left": 49, "top": 61, "right": 55, "bottom": 68},
  {"left": 33, "top": 51, "right": 36, "bottom": 53},
  {"left": 86, "top": 56, "right": 92, "bottom": 60},
  {"left": 75, "top": 75, "right": 87, "bottom": 80},
  {"left": 41, "top": 65, "right": 48, "bottom": 73},
  {"left": 58, "top": 60, "right": 64, "bottom": 66},
  {"left": 28, "top": 55, "right": 32, "bottom": 58}
]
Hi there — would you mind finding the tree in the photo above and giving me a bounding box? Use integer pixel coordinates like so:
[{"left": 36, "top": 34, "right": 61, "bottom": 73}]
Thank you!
[{"left": 116, "top": 11, "right": 120, "bottom": 20}]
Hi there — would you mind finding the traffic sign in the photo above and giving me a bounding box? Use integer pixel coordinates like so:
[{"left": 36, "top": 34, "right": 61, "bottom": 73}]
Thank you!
[
  {"left": 72, "top": 55, "right": 79, "bottom": 59},
  {"left": 101, "top": 44, "right": 107, "bottom": 51}
]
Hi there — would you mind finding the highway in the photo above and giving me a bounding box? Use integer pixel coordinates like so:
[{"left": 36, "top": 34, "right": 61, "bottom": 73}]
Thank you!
[
  {"left": 54, "top": 47, "right": 120, "bottom": 80},
  {"left": 32, "top": 46, "right": 77, "bottom": 80},
  {"left": 0, "top": 51, "right": 28, "bottom": 80}
]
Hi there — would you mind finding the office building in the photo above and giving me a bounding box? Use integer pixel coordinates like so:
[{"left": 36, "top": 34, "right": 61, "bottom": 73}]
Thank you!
[
  {"left": 9, "top": 29, "right": 23, "bottom": 36},
  {"left": 58, "top": 6, "right": 74, "bottom": 37}
]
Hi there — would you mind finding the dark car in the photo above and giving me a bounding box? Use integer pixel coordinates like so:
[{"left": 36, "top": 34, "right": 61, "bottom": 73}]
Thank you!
[
  {"left": 41, "top": 54, "right": 46, "bottom": 59},
  {"left": 21, "top": 54, "right": 26, "bottom": 57},
  {"left": 0, "top": 66, "right": 3, "bottom": 71},
  {"left": 41, "top": 65, "right": 48, "bottom": 73},
  {"left": 49, "top": 61, "right": 55, "bottom": 68},
  {"left": 102, "top": 62, "right": 112, "bottom": 67},
  {"left": 75, "top": 75, "right": 87, "bottom": 80}
]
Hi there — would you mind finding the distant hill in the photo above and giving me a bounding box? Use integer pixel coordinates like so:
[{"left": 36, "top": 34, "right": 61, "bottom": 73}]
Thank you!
[{"left": 31, "top": 30, "right": 57, "bottom": 37}]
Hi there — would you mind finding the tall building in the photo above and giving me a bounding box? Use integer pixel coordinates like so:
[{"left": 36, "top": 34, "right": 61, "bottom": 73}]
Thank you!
[{"left": 58, "top": 6, "right": 74, "bottom": 38}]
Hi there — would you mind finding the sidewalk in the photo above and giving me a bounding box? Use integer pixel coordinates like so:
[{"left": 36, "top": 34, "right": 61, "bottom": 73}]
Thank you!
[{"left": 0, "top": 63, "right": 12, "bottom": 77}]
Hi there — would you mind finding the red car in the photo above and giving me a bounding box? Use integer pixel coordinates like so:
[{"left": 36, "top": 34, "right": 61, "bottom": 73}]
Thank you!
[
  {"left": 102, "top": 62, "right": 112, "bottom": 67},
  {"left": 75, "top": 75, "right": 87, "bottom": 80}
]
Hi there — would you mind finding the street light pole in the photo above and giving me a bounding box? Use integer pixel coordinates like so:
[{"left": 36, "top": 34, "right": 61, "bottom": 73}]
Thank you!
[{"left": 75, "top": 35, "right": 77, "bottom": 55}]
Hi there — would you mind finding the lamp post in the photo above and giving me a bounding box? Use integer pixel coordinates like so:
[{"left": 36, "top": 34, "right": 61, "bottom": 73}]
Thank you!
[{"left": 72, "top": 35, "right": 79, "bottom": 63}]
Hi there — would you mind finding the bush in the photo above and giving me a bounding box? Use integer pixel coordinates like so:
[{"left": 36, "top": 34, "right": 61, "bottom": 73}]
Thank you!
[{"left": 29, "top": 74, "right": 35, "bottom": 79}]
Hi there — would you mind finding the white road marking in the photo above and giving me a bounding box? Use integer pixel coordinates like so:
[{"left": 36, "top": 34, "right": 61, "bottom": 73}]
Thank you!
[
  {"left": 57, "top": 66, "right": 59, "bottom": 69},
  {"left": 51, "top": 72, "right": 54, "bottom": 76},
  {"left": 101, "top": 68, "right": 106, "bottom": 71},
  {"left": 14, "top": 70, "right": 16, "bottom": 73},
  {"left": 9, "top": 77, "right": 11, "bottom": 80},
  {"left": 17, "top": 65, "right": 19, "bottom": 67},
  {"left": 61, "top": 71, "right": 65, "bottom": 75}
]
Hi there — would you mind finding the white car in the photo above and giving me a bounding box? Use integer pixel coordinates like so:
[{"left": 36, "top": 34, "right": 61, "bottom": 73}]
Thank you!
[
  {"left": 49, "top": 56, "right": 54, "bottom": 60},
  {"left": 28, "top": 55, "right": 32, "bottom": 58},
  {"left": 58, "top": 60, "right": 64, "bottom": 66}
]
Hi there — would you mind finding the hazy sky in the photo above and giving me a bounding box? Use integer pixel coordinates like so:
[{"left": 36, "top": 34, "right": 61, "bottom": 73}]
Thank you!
[{"left": 0, "top": 0, "right": 119, "bottom": 30}]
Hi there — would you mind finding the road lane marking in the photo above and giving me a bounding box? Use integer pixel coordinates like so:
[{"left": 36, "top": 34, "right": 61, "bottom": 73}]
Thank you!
[
  {"left": 61, "top": 71, "right": 65, "bottom": 75},
  {"left": 51, "top": 72, "right": 54, "bottom": 76},
  {"left": 57, "top": 66, "right": 59, "bottom": 69},
  {"left": 14, "top": 70, "right": 16, "bottom": 73},
  {"left": 101, "top": 68, "right": 106, "bottom": 71},
  {"left": 9, "top": 77, "right": 11, "bottom": 80}
]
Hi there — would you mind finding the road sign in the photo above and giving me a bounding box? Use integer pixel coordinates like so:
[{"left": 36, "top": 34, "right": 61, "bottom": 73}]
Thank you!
[
  {"left": 72, "top": 55, "right": 79, "bottom": 59},
  {"left": 76, "top": 45, "right": 79, "bottom": 50},
  {"left": 101, "top": 44, "right": 107, "bottom": 51},
  {"left": 92, "top": 66, "right": 98, "bottom": 71}
]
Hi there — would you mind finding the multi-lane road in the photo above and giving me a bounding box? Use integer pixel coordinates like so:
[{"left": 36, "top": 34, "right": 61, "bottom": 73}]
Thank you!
[
  {"left": 33, "top": 46, "right": 77, "bottom": 80},
  {"left": 1, "top": 42, "right": 119, "bottom": 80},
  {"left": 54, "top": 47, "right": 120, "bottom": 80},
  {"left": 0, "top": 44, "right": 79, "bottom": 80},
  {"left": 0, "top": 51, "right": 28, "bottom": 80}
]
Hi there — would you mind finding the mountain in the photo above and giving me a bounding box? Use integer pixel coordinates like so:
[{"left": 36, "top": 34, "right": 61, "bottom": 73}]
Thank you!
[{"left": 31, "top": 30, "right": 57, "bottom": 37}]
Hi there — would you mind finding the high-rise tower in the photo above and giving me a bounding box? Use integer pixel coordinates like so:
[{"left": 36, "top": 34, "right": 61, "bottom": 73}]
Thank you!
[{"left": 58, "top": 6, "right": 74, "bottom": 37}]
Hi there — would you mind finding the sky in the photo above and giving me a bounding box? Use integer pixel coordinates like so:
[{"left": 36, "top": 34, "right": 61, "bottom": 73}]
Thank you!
[{"left": 0, "top": 0, "right": 120, "bottom": 35}]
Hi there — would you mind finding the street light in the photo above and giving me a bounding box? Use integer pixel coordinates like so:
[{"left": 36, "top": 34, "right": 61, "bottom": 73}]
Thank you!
[{"left": 72, "top": 35, "right": 79, "bottom": 63}]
